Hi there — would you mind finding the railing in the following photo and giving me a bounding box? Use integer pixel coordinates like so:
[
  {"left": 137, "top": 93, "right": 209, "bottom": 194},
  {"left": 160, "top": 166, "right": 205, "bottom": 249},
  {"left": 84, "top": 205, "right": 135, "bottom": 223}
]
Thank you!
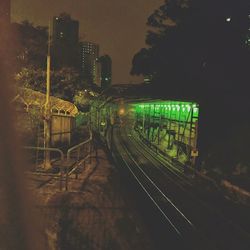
[
  {"left": 23, "top": 146, "right": 64, "bottom": 167},
  {"left": 65, "top": 130, "right": 93, "bottom": 190},
  {"left": 23, "top": 146, "right": 65, "bottom": 190},
  {"left": 23, "top": 129, "right": 93, "bottom": 191}
]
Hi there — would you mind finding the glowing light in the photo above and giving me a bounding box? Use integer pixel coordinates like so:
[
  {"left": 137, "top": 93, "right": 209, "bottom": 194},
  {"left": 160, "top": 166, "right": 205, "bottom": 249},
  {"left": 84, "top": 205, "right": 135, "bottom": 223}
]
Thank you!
[
  {"left": 119, "top": 108, "right": 125, "bottom": 115},
  {"left": 226, "top": 17, "right": 231, "bottom": 22},
  {"left": 186, "top": 105, "right": 191, "bottom": 112},
  {"left": 133, "top": 101, "right": 199, "bottom": 122}
]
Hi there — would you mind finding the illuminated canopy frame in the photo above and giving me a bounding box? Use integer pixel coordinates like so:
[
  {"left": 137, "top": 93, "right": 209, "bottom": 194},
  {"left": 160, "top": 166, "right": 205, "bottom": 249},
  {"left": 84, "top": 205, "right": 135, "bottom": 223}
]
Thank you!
[{"left": 133, "top": 100, "right": 199, "bottom": 164}]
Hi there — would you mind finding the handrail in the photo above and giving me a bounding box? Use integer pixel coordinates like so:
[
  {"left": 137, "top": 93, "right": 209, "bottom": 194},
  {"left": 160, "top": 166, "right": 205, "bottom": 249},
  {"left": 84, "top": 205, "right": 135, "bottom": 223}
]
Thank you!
[
  {"left": 66, "top": 129, "right": 92, "bottom": 161},
  {"left": 23, "top": 146, "right": 64, "bottom": 161},
  {"left": 24, "top": 128, "right": 93, "bottom": 191},
  {"left": 23, "top": 146, "right": 65, "bottom": 190},
  {"left": 65, "top": 128, "right": 93, "bottom": 191}
]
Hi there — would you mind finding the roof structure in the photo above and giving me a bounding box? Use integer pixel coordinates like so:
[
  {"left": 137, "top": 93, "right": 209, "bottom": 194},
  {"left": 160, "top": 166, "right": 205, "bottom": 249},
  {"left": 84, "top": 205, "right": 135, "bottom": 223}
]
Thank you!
[{"left": 13, "top": 88, "right": 78, "bottom": 116}]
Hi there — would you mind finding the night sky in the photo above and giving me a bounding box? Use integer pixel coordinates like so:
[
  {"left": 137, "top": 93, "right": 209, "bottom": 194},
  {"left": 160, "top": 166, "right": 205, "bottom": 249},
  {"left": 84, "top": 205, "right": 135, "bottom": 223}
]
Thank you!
[{"left": 11, "top": 0, "right": 164, "bottom": 84}]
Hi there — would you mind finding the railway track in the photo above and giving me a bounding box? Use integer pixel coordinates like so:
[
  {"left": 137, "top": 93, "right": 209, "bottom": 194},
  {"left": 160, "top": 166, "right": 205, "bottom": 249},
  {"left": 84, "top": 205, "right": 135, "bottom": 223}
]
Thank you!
[
  {"left": 111, "top": 123, "right": 250, "bottom": 250},
  {"left": 113, "top": 127, "right": 206, "bottom": 250}
]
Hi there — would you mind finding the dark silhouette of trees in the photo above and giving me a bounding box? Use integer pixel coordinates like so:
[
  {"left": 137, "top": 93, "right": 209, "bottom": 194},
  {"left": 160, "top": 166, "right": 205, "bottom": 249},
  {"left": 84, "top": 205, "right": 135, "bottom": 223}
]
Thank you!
[
  {"left": 12, "top": 21, "right": 88, "bottom": 102},
  {"left": 11, "top": 21, "right": 48, "bottom": 70},
  {"left": 131, "top": 0, "right": 250, "bottom": 175},
  {"left": 131, "top": 0, "right": 250, "bottom": 101},
  {"left": 15, "top": 67, "right": 85, "bottom": 102}
]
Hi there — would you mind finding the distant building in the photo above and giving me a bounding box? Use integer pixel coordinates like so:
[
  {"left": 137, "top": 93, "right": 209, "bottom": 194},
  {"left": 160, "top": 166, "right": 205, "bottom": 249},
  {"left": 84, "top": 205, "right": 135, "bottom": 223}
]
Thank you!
[
  {"left": 99, "top": 55, "right": 112, "bottom": 89},
  {"left": 80, "top": 41, "right": 100, "bottom": 85},
  {"left": 52, "top": 13, "right": 79, "bottom": 69},
  {"left": 0, "top": 0, "right": 11, "bottom": 24},
  {"left": 96, "top": 59, "right": 102, "bottom": 86}
]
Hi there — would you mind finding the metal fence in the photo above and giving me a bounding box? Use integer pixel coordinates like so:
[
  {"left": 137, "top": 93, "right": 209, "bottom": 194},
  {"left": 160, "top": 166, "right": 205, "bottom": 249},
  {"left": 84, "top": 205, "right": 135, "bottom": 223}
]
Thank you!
[{"left": 23, "top": 129, "right": 93, "bottom": 191}]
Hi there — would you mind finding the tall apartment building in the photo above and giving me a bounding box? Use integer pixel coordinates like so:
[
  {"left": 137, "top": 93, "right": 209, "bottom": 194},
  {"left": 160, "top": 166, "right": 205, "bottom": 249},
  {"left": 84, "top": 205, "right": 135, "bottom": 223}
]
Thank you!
[
  {"left": 99, "top": 55, "right": 112, "bottom": 89},
  {"left": 52, "top": 13, "right": 79, "bottom": 69},
  {"left": 80, "top": 41, "right": 100, "bottom": 85}
]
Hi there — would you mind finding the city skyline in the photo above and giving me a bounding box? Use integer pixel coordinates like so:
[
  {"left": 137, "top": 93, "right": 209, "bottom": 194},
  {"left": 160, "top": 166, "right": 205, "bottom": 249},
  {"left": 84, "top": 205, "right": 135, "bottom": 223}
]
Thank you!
[{"left": 11, "top": 0, "right": 164, "bottom": 84}]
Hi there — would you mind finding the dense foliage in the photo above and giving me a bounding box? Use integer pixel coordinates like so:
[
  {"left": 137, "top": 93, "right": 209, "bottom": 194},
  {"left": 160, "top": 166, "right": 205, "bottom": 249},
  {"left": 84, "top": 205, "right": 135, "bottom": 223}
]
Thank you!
[
  {"left": 12, "top": 21, "right": 48, "bottom": 69},
  {"left": 131, "top": 0, "right": 250, "bottom": 100},
  {"left": 15, "top": 67, "right": 88, "bottom": 102},
  {"left": 131, "top": 0, "right": 250, "bottom": 176},
  {"left": 12, "top": 21, "right": 91, "bottom": 106}
]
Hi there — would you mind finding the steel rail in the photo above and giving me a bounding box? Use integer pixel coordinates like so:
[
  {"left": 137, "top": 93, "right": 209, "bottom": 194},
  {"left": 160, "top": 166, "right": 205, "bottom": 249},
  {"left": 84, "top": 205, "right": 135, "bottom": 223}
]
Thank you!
[
  {"left": 117, "top": 125, "right": 250, "bottom": 249},
  {"left": 112, "top": 131, "right": 183, "bottom": 237},
  {"left": 116, "top": 129, "right": 195, "bottom": 228}
]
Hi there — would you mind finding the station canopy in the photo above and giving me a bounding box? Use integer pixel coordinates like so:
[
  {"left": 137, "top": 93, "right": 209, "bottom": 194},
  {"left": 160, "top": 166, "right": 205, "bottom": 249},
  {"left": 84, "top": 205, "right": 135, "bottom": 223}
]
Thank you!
[
  {"left": 13, "top": 88, "right": 78, "bottom": 116},
  {"left": 133, "top": 100, "right": 199, "bottom": 121}
]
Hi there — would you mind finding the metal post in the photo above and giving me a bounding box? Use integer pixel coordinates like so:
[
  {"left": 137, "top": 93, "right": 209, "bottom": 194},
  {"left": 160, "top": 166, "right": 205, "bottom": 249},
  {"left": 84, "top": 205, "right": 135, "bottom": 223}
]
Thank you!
[
  {"left": 188, "top": 107, "right": 194, "bottom": 163},
  {"left": 167, "top": 105, "right": 172, "bottom": 149},
  {"left": 142, "top": 106, "right": 145, "bottom": 134},
  {"left": 65, "top": 167, "right": 68, "bottom": 191},
  {"left": 151, "top": 104, "right": 155, "bottom": 142},
  {"left": 147, "top": 105, "right": 150, "bottom": 141},
  {"left": 158, "top": 105, "right": 162, "bottom": 145},
  {"left": 44, "top": 21, "right": 52, "bottom": 170},
  {"left": 191, "top": 120, "right": 199, "bottom": 168},
  {"left": 176, "top": 105, "right": 182, "bottom": 158}
]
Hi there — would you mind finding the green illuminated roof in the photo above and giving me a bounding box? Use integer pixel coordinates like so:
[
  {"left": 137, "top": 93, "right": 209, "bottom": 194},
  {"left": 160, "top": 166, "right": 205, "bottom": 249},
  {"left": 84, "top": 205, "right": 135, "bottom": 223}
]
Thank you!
[{"left": 133, "top": 100, "right": 199, "bottom": 122}]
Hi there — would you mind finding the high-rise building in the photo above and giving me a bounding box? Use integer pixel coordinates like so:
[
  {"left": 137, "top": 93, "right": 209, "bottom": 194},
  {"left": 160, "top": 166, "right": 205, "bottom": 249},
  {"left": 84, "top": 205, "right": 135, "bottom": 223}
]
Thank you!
[
  {"left": 80, "top": 41, "right": 100, "bottom": 85},
  {"left": 99, "top": 55, "right": 112, "bottom": 89},
  {"left": 52, "top": 13, "right": 79, "bottom": 69},
  {"left": 0, "top": 0, "right": 11, "bottom": 24}
]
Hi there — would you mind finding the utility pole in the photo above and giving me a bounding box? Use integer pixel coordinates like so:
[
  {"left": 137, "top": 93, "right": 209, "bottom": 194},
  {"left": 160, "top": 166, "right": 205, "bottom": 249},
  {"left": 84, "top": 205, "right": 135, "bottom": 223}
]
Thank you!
[{"left": 44, "top": 21, "right": 52, "bottom": 170}]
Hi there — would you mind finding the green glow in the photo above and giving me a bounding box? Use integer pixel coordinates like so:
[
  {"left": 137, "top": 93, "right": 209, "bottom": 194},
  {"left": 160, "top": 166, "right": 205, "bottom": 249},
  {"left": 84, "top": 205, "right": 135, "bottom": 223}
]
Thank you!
[{"left": 133, "top": 100, "right": 199, "bottom": 122}]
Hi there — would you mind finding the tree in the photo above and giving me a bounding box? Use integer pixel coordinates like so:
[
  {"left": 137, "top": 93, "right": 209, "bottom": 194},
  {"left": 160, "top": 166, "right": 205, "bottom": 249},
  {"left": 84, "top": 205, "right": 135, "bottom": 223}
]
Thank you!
[
  {"left": 131, "top": 0, "right": 250, "bottom": 173},
  {"left": 131, "top": 0, "right": 250, "bottom": 100},
  {"left": 51, "top": 67, "right": 83, "bottom": 101},
  {"left": 11, "top": 21, "right": 48, "bottom": 70},
  {"left": 15, "top": 67, "right": 86, "bottom": 102}
]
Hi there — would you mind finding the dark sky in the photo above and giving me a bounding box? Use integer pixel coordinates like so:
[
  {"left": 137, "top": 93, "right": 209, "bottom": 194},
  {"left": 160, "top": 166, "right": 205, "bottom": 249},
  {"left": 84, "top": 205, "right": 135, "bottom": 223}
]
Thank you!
[{"left": 11, "top": 0, "right": 164, "bottom": 84}]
